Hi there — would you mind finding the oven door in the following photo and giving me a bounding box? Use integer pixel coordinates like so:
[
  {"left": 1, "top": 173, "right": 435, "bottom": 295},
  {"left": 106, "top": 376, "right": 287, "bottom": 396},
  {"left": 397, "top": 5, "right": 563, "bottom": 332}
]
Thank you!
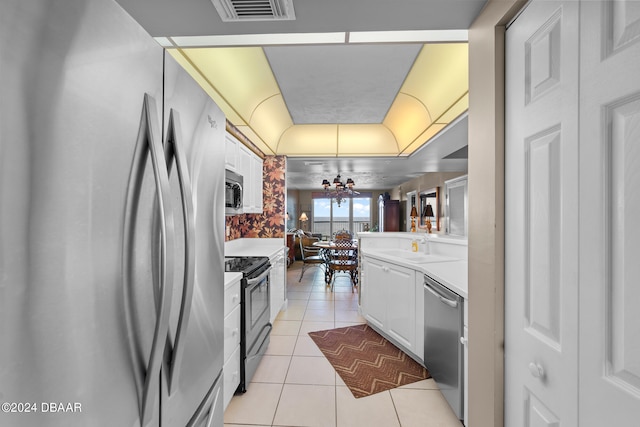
[
  {"left": 245, "top": 267, "right": 271, "bottom": 346},
  {"left": 242, "top": 266, "right": 272, "bottom": 390}
]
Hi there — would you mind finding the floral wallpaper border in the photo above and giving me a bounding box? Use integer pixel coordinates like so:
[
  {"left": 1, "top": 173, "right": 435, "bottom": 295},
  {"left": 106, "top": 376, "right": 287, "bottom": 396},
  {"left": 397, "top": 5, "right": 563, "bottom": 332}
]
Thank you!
[{"left": 225, "top": 155, "right": 286, "bottom": 240}]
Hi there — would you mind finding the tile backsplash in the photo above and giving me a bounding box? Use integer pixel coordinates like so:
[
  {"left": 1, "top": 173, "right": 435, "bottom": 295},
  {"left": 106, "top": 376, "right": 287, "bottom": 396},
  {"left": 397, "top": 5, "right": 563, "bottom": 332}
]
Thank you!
[{"left": 225, "top": 155, "right": 286, "bottom": 241}]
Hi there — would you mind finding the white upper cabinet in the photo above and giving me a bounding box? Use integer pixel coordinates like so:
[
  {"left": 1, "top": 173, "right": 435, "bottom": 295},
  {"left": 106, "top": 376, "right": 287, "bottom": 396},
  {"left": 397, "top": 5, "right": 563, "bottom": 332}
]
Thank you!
[
  {"left": 238, "top": 143, "right": 252, "bottom": 211},
  {"left": 229, "top": 133, "right": 263, "bottom": 214},
  {"left": 225, "top": 132, "right": 239, "bottom": 172},
  {"left": 251, "top": 154, "right": 263, "bottom": 214}
]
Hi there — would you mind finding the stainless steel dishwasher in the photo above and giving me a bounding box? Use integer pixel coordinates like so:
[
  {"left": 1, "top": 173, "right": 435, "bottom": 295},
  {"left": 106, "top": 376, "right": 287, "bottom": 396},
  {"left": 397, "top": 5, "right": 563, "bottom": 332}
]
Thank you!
[{"left": 424, "top": 274, "right": 464, "bottom": 420}]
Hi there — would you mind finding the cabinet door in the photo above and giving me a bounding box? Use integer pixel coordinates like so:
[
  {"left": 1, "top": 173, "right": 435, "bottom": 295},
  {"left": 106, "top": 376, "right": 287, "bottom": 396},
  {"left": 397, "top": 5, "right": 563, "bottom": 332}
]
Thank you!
[
  {"left": 252, "top": 155, "right": 263, "bottom": 213},
  {"left": 361, "top": 257, "right": 388, "bottom": 329},
  {"left": 223, "top": 305, "right": 241, "bottom": 362},
  {"left": 223, "top": 345, "right": 240, "bottom": 410},
  {"left": 225, "top": 132, "right": 239, "bottom": 171},
  {"left": 414, "top": 273, "right": 425, "bottom": 362},
  {"left": 385, "top": 263, "right": 416, "bottom": 351},
  {"left": 269, "top": 251, "right": 285, "bottom": 323},
  {"left": 238, "top": 145, "right": 253, "bottom": 212}
]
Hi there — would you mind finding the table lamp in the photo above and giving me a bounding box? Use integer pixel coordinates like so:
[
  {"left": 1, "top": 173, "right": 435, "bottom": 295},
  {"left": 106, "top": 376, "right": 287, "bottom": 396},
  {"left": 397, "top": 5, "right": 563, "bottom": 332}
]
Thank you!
[
  {"left": 410, "top": 206, "right": 418, "bottom": 232},
  {"left": 423, "top": 204, "right": 434, "bottom": 233},
  {"left": 299, "top": 212, "right": 308, "bottom": 231}
]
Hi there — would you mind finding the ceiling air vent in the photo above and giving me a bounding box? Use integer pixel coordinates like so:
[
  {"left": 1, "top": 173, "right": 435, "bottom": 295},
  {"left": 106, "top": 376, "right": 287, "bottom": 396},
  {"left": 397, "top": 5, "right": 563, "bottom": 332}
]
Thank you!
[{"left": 211, "top": 0, "right": 296, "bottom": 22}]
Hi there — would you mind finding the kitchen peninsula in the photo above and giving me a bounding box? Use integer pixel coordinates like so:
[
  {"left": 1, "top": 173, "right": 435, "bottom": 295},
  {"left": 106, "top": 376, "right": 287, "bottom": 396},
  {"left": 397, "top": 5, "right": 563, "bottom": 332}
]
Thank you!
[{"left": 357, "top": 231, "right": 468, "bottom": 423}]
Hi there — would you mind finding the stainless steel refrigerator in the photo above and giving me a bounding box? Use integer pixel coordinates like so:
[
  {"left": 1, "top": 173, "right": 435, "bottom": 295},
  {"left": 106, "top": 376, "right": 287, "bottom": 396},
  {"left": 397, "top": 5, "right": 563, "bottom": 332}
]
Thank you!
[{"left": 0, "top": 0, "right": 225, "bottom": 425}]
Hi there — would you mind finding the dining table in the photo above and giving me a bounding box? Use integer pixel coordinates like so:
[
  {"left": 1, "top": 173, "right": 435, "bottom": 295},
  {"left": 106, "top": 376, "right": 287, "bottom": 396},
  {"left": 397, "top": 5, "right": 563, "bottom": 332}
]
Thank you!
[{"left": 312, "top": 240, "right": 358, "bottom": 285}]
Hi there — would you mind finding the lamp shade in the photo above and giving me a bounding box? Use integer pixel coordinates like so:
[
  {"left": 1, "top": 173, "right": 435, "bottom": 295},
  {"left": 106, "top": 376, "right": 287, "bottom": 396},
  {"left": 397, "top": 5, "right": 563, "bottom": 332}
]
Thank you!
[
  {"left": 410, "top": 206, "right": 418, "bottom": 217},
  {"left": 299, "top": 212, "right": 308, "bottom": 221},
  {"left": 423, "top": 204, "right": 434, "bottom": 217}
]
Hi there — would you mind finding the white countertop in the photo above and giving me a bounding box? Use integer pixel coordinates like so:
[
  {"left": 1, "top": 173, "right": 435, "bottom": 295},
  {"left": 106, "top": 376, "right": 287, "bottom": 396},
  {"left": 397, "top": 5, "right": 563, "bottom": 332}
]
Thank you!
[
  {"left": 421, "top": 260, "right": 467, "bottom": 299},
  {"left": 225, "top": 237, "right": 285, "bottom": 259},
  {"left": 224, "top": 272, "right": 242, "bottom": 288},
  {"left": 362, "top": 249, "right": 468, "bottom": 299},
  {"left": 357, "top": 231, "right": 468, "bottom": 246}
]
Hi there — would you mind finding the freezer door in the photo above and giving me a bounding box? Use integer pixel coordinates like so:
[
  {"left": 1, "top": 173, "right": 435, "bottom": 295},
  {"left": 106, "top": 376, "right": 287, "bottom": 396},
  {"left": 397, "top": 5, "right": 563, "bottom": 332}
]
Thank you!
[
  {"left": 0, "top": 0, "right": 166, "bottom": 426},
  {"left": 160, "top": 53, "right": 226, "bottom": 426}
]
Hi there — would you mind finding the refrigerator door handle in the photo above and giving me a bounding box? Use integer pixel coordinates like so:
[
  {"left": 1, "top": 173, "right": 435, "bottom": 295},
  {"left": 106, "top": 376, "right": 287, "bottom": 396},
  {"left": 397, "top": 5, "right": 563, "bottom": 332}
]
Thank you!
[
  {"left": 163, "top": 109, "right": 196, "bottom": 394},
  {"left": 123, "top": 93, "right": 176, "bottom": 426}
]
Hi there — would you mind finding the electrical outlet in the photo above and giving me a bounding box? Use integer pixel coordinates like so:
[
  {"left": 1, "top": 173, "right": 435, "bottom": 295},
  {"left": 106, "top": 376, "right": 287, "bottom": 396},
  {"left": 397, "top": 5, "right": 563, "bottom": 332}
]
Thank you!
[{"left": 226, "top": 225, "right": 231, "bottom": 237}]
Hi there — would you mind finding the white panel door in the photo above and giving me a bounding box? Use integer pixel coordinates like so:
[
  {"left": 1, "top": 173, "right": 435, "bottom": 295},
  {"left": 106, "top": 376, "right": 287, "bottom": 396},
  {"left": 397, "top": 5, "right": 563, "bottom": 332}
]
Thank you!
[
  {"left": 505, "top": 1, "right": 580, "bottom": 425},
  {"left": 579, "top": 1, "right": 640, "bottom": 424}
]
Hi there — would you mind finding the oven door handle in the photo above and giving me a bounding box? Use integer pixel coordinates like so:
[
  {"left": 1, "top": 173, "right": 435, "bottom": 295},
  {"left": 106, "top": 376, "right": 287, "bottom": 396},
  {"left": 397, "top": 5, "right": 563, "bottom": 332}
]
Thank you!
[{"left": 247, "top": 268, "right": 271, "bottom": 287}]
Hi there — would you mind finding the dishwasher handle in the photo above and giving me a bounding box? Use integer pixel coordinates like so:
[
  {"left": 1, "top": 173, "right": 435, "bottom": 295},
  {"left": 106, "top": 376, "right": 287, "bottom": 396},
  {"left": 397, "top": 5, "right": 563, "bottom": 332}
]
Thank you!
[{"left": 424, "top": 282, "right": 458, "bottom": 308}]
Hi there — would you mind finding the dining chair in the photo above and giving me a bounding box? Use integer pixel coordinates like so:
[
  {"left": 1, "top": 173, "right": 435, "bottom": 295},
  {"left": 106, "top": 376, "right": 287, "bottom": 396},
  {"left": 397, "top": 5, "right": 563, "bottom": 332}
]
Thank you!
[
  {"left": 296, "top": 231, "right": 323, "bottom": 282},
  {"left": 327, "top": 239, "right": 358, "bottom": 292},
  {"left": 333, "top": 229, "right": 353, "bottom": 241}
]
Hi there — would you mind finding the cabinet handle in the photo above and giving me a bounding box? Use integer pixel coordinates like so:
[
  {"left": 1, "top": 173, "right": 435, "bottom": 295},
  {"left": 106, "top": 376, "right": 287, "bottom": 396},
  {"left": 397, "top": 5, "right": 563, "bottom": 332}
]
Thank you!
[
  {"left": 528, "top": 362, "right": 544, "bottom": 378},
  {"left": 232, "top": 294, "right": 239, "bottom": 303},
  {"left": 383, "top": 266, "right": 390, "bottom": 272},
  {"left": 232, "top": 328, "right": 238, "bottom": 337},
  {"left": 459, "top": 336, "right": 467, "bottom": 346}
]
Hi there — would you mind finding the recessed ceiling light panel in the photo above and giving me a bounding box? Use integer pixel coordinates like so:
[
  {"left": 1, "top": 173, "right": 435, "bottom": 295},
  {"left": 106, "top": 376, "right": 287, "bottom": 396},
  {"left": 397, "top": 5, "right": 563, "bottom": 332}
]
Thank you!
[{"left": 211, "top": 0, "right": 296, "bottom": 22}]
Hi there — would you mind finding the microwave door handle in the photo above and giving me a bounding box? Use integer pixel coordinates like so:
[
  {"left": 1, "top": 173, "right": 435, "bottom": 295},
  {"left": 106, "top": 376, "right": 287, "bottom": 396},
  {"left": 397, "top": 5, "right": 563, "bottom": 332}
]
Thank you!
[
  {"left": 163, "top": 109, "right": 196, "bottom": 394},
  {"left": 122, "top": 94, "right": 175, "bottom": 426},
  {"left": 234, "top": 183, "right": 243, "bottom": 209}
]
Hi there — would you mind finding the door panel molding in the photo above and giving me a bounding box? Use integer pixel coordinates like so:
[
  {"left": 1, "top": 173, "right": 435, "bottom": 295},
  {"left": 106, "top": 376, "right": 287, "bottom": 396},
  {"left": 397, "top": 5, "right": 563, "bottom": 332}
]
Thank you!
[
  {"left": 524, "top": 126, "right": 562, "bottom": 349},
  {"left": 604, "top": 94, "right": 640, "bottom": 396}
]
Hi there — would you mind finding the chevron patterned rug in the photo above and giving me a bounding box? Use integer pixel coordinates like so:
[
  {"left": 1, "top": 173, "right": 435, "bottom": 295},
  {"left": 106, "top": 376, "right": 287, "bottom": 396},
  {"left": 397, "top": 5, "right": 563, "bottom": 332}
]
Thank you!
[{"left": 308, "top": 324, "right": 430, "bottom": 398}]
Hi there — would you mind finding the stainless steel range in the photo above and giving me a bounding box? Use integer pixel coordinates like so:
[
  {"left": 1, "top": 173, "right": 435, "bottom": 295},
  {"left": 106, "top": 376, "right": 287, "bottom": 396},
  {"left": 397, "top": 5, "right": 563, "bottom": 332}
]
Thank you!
[{"left": 225, "top": 256, "right": 272, "bottom": 393}]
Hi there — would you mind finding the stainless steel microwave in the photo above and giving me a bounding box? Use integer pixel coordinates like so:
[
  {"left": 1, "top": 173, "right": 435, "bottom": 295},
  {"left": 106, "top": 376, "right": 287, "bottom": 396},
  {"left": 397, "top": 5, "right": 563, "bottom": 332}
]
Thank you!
[{"left": 225, "top": 169, "right": 243, "bottom": 215}]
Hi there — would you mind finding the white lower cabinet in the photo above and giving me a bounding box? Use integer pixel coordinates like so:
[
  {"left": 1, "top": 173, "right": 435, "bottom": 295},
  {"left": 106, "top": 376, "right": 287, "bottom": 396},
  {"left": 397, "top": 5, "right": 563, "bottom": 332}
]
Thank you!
[
  {"left": 385, "top": 264, "right": 416, "bottom": 352},
  {"left": 223, "top": 275, "right": 242, "bottom": 411},
  {"left": 361, "top": 257, "right": 387, "bottom": 329},
  {"left": 414, "top": 273, "right": 425, "bottom": 362},
  {"left": 269, "top": 249, "right": 286, "bottom": 323},
  {"left": 361, "top": 255, "right": 419, "bottom": 359},
  {"left": 223, "top": 346, "right": 240, "bottom": 411},
  {"left": 223, "top": 305, "right": 240, "bottom": 362}
]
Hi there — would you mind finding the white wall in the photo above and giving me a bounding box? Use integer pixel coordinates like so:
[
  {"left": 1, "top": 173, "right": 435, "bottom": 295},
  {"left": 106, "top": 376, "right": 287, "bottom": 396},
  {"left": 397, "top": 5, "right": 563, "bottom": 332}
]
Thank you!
[{"left": 467, "top": 1, "right": 526, "bottom": 426}]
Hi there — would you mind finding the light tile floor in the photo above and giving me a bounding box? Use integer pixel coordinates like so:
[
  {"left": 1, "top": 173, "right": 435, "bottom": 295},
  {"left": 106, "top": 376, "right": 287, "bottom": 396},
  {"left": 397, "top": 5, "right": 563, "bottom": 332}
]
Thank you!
[{"left": 223, "top": 262, "right": 463, "bottom": 427}]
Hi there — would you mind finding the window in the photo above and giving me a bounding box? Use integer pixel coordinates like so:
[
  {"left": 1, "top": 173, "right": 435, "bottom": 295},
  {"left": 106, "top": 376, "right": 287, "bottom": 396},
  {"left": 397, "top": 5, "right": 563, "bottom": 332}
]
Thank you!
[{"left": 311, "top": 193, "right": 372, "bottom": 238}]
